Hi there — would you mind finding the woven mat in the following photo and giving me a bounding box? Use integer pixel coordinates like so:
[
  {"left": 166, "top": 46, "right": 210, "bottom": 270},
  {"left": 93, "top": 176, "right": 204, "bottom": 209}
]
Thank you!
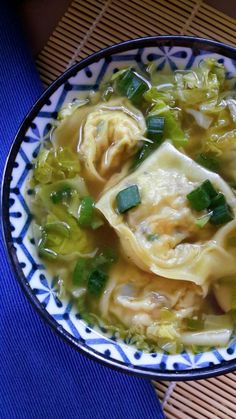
[{"left": 36, "top": 1, "right": 236, "bottom": 417}]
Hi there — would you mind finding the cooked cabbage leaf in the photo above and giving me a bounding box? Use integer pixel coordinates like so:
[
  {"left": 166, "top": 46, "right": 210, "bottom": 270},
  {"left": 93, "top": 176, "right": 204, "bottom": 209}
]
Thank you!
[{"left": 33, "top": 146, "right": 81, "bottom": 185}]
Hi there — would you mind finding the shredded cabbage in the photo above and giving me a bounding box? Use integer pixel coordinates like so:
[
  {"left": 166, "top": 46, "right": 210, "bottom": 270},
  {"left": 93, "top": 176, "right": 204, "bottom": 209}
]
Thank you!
[
  {"left": 33, "top": 146, "right": 81, "bottom": 185},
  {"left": 181, "top": 330, "right": 232, "bottom": 347}
]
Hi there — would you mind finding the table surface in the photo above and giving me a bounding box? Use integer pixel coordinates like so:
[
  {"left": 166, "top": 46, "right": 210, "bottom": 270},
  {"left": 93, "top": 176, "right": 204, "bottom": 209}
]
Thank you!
[{"left": 19, "top": 0, "right": 236, "bottom": 57}]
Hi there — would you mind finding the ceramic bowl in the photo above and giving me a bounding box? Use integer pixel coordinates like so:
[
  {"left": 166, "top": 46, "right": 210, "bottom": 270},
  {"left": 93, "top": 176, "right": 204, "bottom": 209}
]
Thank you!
[{"left": 3, "top": 36, "right": 236, "bottom": 380}]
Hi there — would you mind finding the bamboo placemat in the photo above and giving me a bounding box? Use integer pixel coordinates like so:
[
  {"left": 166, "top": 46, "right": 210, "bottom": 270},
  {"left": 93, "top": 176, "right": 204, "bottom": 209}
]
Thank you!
[{"left": 36, "top": 0, "right": 236, "bottom": 417}]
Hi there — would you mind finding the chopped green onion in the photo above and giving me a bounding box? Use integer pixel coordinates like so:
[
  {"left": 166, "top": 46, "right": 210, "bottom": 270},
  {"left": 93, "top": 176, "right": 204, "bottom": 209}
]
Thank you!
[
  {"left": 73, "top": 258, "right": 89, "bottom": 286},
  {"left": 209, "top": 192, "right": 226, "bottom": 209},
  {"left": 50, "top": 186, "right": 73, "bottom": 204},
  {"left": 146, "top": 115, "right": 164, "bottom": 143},
  {"left": 115, "top": 69, "right": 149, "bottom": 105},
  {"left": 195, "top": 213, "right": 212, "bottom": 228},
  {"left": 111, "top": 68, "right": 129, "bottom": 81},
  {"left": 88, "top": 269, "right": 108, "bottom": 296},
  {"left": 210, "top": 204, "right": 234, "bottom": 225},
  {"left": 150, "top": 101, "right": 188, "bottom": 147},
  {"left": 72, "top": 248, "right": 117, "bottom": 295},
  {"left": 78, "top": 196, "right": 95, "bottom": 227},
  {"left": 187, "top": 185, "right": 211, "bottom": 211},
  {"left": 196, "top": 153, "right": 220, "bottom": 172},
  {"left": 187, "top": 180, "right": 217, "bottom": 211},
  {"left": 187, "top": 180, "right": 233, "bottom": 225},
  {"left": 131, "top": 116, "right": 165, "bottom": 171},
  {"left": 131, "top": 144, "right": 152, "bottom": 171},
  {"left": 116, "top": 185, "right": 141, "bottom": 214},
  {"left": 201, "top": 179, "right": 217, "bottom": 199}
]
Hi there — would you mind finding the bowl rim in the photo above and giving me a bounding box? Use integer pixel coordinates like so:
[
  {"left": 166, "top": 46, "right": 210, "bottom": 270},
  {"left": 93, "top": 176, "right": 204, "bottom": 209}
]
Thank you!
[{"left": 2, "top": 35, "right": 236, "bottom": 381}]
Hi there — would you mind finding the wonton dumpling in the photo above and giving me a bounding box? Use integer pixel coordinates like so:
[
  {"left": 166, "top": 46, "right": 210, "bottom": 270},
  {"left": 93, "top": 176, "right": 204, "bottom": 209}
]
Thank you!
[
  {"left": 96, "top": 142, "right": 236, "bottom": 290},
  {"left": 79, "top": 99, "right": 146, "bottom": 182},
  {"left": 99, "top": 260, "right": 202, "bottom": 328}
]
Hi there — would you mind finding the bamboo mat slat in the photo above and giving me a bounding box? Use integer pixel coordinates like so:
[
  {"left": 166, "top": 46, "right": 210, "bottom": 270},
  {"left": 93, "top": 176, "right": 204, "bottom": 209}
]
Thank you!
[
  {"left": 36, "top": 0, "right": 236, "bottom": 416},
  {"left": 153, "top": 372, "right": 236, "bottom": 418},
  {"left": 37, "top": 0, "right": 236, "bottom": 85}
]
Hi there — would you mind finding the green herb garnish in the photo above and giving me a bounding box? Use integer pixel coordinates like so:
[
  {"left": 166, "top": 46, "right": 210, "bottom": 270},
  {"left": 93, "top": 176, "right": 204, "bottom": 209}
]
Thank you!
[{"left": 116, "top": 185, "right": 141, "bottom": 214}]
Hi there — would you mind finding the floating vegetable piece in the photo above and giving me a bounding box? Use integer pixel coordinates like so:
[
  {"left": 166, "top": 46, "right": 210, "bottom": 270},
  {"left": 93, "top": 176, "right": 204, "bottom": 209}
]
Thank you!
[
  {"left": 187, "top": 180, "right": 217, "bottom": 211},
  {"left": 210, "top": 204, "right": 234, "bottom": 225},
  {"left": 50, "top": 186, "right": 73, "bottom": 204},
  {"left": 44, "top": 221, "right": 70, "bottom": 237},
  {"left": 209, "top": 192, "right": 226, "bottom": 209},
  {"left": 195, "top": 213, "right": 212, "bottom": 228},
  {"left": 187, "top": 185, "right": 211, "bottom": 211},
  {"left": 146, "top": 115, "right": 164, "bottom": 143},
  {"left": 150, "top": 100, "right": 188, "bottom": 147},
  {"left": 201, "top": 179, "right": 218, "bottom": 198},
  {"left": 34, "top": 147, "right": 81, "bottom": 185},
  {"left": 114, "top": 68, "right": 149, "bottom": 105},
  {"left": 88, "top": 269, "right": 108, "bottom": 297},
  {"left": 131, "top": 116, "right": 165, "bottom": 170},
  {"left": 196, "top": 153, "right": 220, "bottom": 172},
  {"left": 78, "top": 196, "right": 95, "bottom": 228},
  {"left": 72, "top": 248, "right": 117, "bottom": 297},
  {"left": 116, "top": 185, "right": 141, "bottom": 214},
  {"left": 185, "top": 318, "right": 204, "bottom": 331},
  {"left": 73, "top": 258, "right": 89, "bottom": 286}
]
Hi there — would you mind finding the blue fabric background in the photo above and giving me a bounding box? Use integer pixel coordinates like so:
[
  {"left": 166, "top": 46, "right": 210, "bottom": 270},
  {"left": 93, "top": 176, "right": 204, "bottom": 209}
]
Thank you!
[{"left": 0, "top": 3, "right": 164, "bottom": 418}]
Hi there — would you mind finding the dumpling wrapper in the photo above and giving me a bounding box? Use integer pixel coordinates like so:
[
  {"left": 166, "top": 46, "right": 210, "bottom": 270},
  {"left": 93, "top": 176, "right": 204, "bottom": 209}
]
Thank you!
[
  {"left": 99, "top": 260, "right": 202, "bottom": 328},
  {"left": 79, "top": 98, "right": 146, "bottom": 182},
  {"left": 96, "top": 142, "right": 236, "bottom": 292}
]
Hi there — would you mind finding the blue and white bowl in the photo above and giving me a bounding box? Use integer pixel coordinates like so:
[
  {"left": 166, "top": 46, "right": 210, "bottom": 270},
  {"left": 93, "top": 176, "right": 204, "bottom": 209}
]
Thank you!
[{"left": 3, "top": 36, "right": 236, "bottom": 380}]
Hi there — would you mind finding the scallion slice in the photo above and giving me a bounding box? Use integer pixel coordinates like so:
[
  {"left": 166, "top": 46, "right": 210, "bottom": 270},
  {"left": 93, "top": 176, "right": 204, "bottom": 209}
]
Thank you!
[
  {"left": 130, "top": 144, "right": 151, "bottom": 171},
  {"left": 187, "top": 186, "right": 211, "bottom": 211},
  {"left": 187, "top": 180, "right": 217, "bottom": 211},
  {"left": 88, "top": 269, "right": 108, "bottom": 297},
  {"left": 131, "top": 116, "right": 165, "bottom": 170},
  {"left": 209, "top": 192, "right": 226, "bottom": 209},
  {"left": 195, "top": 213, "right": 211, "bottom": 228},
  {"left": 115, "top": 69, "right": 149, "bottom": 105},
  {"left": 196, "top": 153, "right": 219, "bottom": 172},
  {"left": 78, "top": 196, "right": 94, "bottom": 227},
  {"left": 73, "top": 258, "right": 89, "bottom": 286},
  {"left": 146, "top": 115, "right": 164, "bottom": 143},
  {"left": 210, "top": 204, "right": 234, "bottom": 225},
  {"left": 116, "top": 185, "right": 141, "bottom": 214},
  {"left": 201, "top": 179, "right": 217, "bottom": 199}
]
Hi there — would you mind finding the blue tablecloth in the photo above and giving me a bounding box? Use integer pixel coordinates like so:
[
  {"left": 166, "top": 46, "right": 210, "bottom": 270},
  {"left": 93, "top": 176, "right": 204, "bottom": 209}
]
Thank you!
[{"left": 0, "top": 3, "right": 164, "bottom": 418}]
